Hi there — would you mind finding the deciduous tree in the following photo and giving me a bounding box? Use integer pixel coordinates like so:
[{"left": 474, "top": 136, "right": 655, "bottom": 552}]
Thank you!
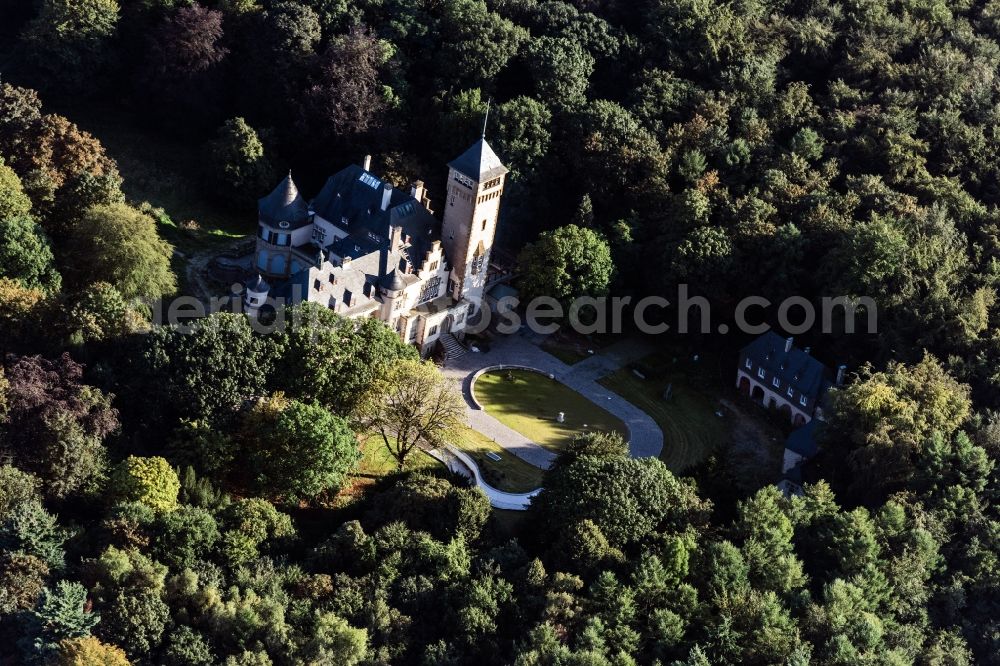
[
  {"left": 356, "top": 360, "right": 464, "bottom": 470},
  {"left": 65, "top": 203, "right": 175, "bottom": 299}
]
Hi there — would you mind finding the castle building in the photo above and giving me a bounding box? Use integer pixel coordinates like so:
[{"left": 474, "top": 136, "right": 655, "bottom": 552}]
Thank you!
[{"left": 247, "top": 137, "right": 508, "bottom": 356}]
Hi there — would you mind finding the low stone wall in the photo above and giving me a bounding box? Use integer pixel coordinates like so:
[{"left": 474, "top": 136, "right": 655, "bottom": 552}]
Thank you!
[{"left": 428, "top": 445, "right": 541, "bottom": 511}]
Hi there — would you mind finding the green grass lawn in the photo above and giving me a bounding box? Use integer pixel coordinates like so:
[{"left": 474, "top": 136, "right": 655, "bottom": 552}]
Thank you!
[
  {"left": 450, "top": 425, "right": 544, "bottom": 493},
  {"left": 356, "top": 436, "right": 443, "bottom": 477},
  {"left": 541, "top": 340, "right": 589, "bottom": 365},
  {"left": 599, "top": 360, "right": 728, "bottom": 472},
  {"left": 475, "top": 369, "right": 628, "bottom": 452}
]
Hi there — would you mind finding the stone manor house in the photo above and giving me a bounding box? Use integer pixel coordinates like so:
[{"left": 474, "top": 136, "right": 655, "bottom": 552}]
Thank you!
[
  {"left": 736, "top": 332, "right": 847, "bottom": 495},
  {"left": 244, "top": 136, "right": 508, "bottom": 356}
]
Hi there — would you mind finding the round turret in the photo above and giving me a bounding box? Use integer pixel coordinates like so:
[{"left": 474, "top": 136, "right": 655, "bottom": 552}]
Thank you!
[{"left": 244, "top": 273, "right": 270, "bottom": 310}]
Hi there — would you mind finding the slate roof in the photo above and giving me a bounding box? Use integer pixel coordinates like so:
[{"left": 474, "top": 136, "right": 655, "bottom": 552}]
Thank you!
[
  {"left": 246, "top": 274, "right": 269, "bottom": 292},
  {"left": 785, "top": 419, "right": 821, "bottom": 457},
  {"left": 448, "top": 138, "right": 508, "bottom": 182},
  {"left": 740, "top": 331, "right": 830, "bottom": 401},
  {"left": 258, "top": 173, "right": 310, "bottom": 229},
  {"left": 311, "top": 164, "right": 440, "bottom": 266}
]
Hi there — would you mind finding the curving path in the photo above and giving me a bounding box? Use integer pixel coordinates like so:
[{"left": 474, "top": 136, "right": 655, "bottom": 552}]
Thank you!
[
  {"left": 428, "top": 446, "right": 541, "bottom": 510},
  {"left": 440, "top": 333, "right": 664, "bottom": 509}
]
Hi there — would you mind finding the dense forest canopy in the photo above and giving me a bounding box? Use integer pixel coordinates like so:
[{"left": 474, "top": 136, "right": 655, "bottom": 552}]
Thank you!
[{"left": 1, "top": 0, "right": 1000, "bottom": 664}]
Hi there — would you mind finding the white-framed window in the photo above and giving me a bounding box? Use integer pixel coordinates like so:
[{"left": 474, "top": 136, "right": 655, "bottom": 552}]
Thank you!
[
  {"left": 757, "top": 367, "right": 765, "bottom": 379},
  {"left": 799, "top": 395, "right": 808, "bottom": 407},
  {"left": 772, "top": 377, "right": 780, "bottom": 388},
  {"left": 744, "top": 358, "right": 752, "bottom": 369},
  {"left": 419, "top": 276, "right": 442, "bottom": 303},
  {"left": 786, "top": 387, "right": 794, "bottom": 398}
]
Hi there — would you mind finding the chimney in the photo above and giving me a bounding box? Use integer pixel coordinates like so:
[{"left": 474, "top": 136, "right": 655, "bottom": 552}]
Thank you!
[
  {"left": 836, "top": 364, "right": 847, "bottom": 385},
  {"left": 784, "top": 336, "right": 793, "bottom": 353},
  {"left": 410, "top": 180, "right": 425, "bottom": 201},
  {"left": 381, "top": 183, "right": 393, "bottom": 211},
  {"left": 362, "top": 154, "right": 372, "bottom": 171}
]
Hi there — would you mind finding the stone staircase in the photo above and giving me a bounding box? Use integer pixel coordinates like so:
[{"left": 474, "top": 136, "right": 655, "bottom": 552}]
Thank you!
[{"left": 439, "top": 333, "right": 467, "bottom": 361}]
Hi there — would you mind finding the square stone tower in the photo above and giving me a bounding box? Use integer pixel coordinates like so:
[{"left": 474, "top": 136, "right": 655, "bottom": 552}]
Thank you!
[{"left": 441, "top": 137, "right": 508, "bottom": 314}]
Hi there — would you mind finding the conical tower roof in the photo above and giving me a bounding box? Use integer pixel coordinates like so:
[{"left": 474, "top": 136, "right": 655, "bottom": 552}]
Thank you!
[
  {"left": 258, "top": 172, "right": 310, "bottom": 227},
  {"left": 448, "top": 138, "right": 508, "bottom": 182},
  {"left": 246, "top": 273, "right": 270, "bottom": 292}
]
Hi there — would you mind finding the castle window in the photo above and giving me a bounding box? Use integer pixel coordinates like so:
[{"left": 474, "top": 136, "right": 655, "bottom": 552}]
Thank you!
[
  {"left": 471, "top": 254, "right": 485, "bottom": 275},
  {"left": 408, "top": 324, "right": 418, "bottom": 341},
  {"left": 313, "top": 279, "right": 321, "bottom": 291},
  {"left": 482, "top": 219, "right": 487, "bottom": 230},
  {"left": 757, "top": 367, "right": 765, "bottom": 379},
  {"left": 429, "top": 260, "right": 439, "bottom": 272},
  {"left": 787, "top": 387, "right": 794, "bottom": 397},
  {"left": 428, "top": 325, "right": 438, "bottom": 337},
  {"left": 328, "top": 274, "right": 336, "bottom": 284},
  {"left": 344, "top": 290, "right": 353, "bottom": 306},
  {"left": 772, "top": 377, "right": 780, "bottom": 388},
  {"left": 744, "top": 358, "right": 751, "bottom": 369},
  {"left": 799, "top": 395, "right": 808, "bottom": 407},
  {"left": 419, "top": 276, "right": 442, "bottom": 303}
]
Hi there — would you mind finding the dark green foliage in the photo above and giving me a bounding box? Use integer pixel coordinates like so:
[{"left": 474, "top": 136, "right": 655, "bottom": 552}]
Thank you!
[
  {"left": 161, "top": 625, "right": 215, "bottom": 666},
  {"left": 531, "top": 456, "right": 706, "bottom": 549},
  {"left": 19, "top": 0, "right": 119, "bottom": 92},
  {"left": 96, "top": 590, "right": 170, "bottom": 659},
  {"left": 5, "top": 1, "right": 1000, "bottom": 664},
  {"left": 65, "top": 203, "right": 176, "bottom": 299},
  {"left": 516, "top": 224, "right": 614, "bottom": 305},
  {"left": 364, "top": 473, "right": 491, "bottom": 542},
  {"left": 208, "top": 118, "right": 275, "bottom": 206},
  {"left": 141, "top": 312, "right": 272, "bottom": 420},
  {"left": 275, "top": 303, "right": 418, "bottom": 414},
  {"left": 244, "top": 397, "right": 359, "bottom": 501},
  {"left": 153, "top": 506, "right": 220, "bottom": 570},
  {"left": 0, "top": 500, "right": 68, "bottom": 570},
  {"left": 19, "top": 581, "right": 99, "bottom": 662},
  {"left": 0, "top": 551, "right": 49, "bottom": 615}
]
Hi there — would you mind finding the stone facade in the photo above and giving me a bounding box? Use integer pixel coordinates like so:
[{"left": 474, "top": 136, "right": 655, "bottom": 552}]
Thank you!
[{"left": 247, "top": 139, "right": 507, "bottom": 356}]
